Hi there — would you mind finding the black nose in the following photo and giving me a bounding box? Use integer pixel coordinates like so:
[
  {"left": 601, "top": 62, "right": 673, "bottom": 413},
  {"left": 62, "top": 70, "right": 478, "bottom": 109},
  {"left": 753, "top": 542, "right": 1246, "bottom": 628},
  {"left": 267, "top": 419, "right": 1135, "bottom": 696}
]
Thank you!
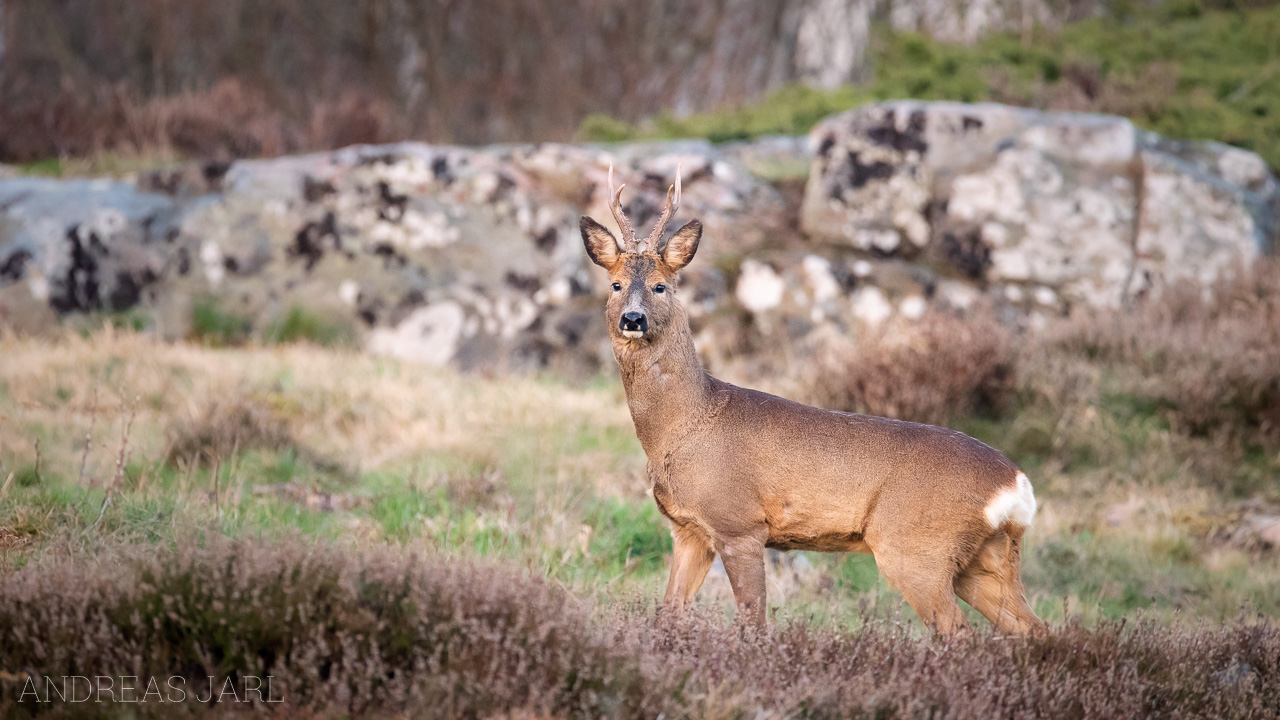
[{"left": 620, "top": 312, "right": 647, "bottom": 333}]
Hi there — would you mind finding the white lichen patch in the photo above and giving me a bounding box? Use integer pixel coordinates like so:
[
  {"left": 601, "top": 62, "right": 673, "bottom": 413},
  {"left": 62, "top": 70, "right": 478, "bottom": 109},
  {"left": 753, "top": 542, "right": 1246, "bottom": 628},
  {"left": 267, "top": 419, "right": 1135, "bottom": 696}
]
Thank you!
[
  {"left": 851, "top": 286, "right": 892, "bottom": 326},
  {"left": 735, "top": 260, "right": 785, "bottom": 314},
  {"left": 368, "top": 302, "right": 465, "bottom": 366}
]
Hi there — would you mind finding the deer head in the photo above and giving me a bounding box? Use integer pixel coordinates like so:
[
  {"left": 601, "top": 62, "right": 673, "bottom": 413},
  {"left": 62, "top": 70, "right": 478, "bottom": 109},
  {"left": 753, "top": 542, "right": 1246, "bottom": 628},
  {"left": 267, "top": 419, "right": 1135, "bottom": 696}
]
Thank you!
[{"left": 579, "top": 163, "right": 703, "bottom": 342}]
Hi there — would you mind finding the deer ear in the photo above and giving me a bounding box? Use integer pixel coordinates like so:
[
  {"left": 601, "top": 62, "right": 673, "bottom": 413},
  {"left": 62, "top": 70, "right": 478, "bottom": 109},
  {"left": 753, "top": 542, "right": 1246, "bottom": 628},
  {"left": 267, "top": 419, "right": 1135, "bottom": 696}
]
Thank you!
[
  {"left": 580, "top": 216, "right": 621, "bottom": 269},
  {"left": 661, "top": 219, "right": 702, "bottom": 272}
]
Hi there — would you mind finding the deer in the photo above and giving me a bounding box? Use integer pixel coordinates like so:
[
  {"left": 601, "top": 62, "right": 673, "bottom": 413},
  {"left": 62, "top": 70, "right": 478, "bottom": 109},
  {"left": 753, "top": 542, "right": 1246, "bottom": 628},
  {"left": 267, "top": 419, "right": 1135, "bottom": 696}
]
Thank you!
[{"left": 578, "top": 164, "right": 1044, "bottom": 635}]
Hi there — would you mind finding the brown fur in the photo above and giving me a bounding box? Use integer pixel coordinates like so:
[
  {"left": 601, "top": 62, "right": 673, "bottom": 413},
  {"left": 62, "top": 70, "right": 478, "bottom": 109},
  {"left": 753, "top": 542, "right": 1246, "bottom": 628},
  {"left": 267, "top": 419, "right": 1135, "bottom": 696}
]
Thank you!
[{"left": 580, "top": 195, "right": 1043, "bottom": 636}]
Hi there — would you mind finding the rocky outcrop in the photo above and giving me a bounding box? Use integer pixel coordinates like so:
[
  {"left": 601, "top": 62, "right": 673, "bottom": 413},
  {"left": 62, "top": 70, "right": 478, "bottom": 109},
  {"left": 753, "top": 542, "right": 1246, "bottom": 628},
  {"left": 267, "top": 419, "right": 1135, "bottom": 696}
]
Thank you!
[
  {"left": 0, "top": 138, "right": 800, "bottom": 375},
  {"left": 1, "top": 103, "right": 1275, "bottom": 374},
  {"left": 804, "top": 102, "right": 1278, "bottom": 309}
]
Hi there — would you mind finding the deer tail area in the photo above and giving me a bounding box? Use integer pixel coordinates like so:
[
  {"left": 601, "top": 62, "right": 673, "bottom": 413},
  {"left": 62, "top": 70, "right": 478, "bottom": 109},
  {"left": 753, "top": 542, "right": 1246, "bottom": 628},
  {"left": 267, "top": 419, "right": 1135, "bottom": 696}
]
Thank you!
[{"left": 983, "top": 472, "right": 1037, "bottom": 532}]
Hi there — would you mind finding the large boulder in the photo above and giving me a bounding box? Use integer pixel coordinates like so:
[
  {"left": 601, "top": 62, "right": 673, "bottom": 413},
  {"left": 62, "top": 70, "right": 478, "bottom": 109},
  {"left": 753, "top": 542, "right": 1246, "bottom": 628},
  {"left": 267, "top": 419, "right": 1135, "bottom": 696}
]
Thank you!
[
  {"left": 0, "top": 140, "right": 795, "bottom": 376},
  {"left": 803, "top": 101, "right": 1278, "bottom": 309}
]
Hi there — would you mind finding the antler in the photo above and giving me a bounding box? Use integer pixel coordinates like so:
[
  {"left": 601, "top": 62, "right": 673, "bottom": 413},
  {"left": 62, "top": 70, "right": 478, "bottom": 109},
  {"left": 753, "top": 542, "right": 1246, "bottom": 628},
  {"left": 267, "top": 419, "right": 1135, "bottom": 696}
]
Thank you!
[
  {"left": 646, "top": 162, "right": 682, "bottom": 254},
  {"left": 604, "top": 161, "right": 683, "bottom": 254},
  {"left": 607, "top": 163, "right": 636, "bottom": 253}
]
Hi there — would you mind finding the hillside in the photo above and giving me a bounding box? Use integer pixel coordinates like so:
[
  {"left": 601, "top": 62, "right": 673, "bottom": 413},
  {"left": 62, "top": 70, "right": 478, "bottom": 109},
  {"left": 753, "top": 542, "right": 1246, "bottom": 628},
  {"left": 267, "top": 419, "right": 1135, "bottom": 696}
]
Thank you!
[{"left": 584, "top": 4, "right": 1280, "bottom": 170}]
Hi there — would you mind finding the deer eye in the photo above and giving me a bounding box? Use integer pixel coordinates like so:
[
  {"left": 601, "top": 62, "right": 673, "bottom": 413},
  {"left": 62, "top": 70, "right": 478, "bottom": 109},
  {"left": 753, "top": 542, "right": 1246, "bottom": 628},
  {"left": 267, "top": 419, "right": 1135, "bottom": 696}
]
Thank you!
[
  {"left": 611, "top": 282, "right": 621, "bottom": 292},
  {"left": 654, "top": 284, "right": 666, "bottom": 294}
]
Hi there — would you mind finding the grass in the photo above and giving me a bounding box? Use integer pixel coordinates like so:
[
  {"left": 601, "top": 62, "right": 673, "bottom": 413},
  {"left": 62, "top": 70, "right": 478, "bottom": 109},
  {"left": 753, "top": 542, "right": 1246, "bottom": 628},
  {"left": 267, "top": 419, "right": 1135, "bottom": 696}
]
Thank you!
[
  {"left": 1, "top": 319, "right": 1277, "bottom": 628},
  {"left": 581, "top": 3, "right": 1280, "bottom": 169},
  {"left": 2, "top": 271, "right": 1279, "bottom": 713},
  {"left": 263, "top": 306, "right": 354, "bottom": 347},
  {"left": 14, "top": 149, "right": 185, "bottom": 179},
  {"left": 189, "top": 296, "right": 253, "bottom": 346}
]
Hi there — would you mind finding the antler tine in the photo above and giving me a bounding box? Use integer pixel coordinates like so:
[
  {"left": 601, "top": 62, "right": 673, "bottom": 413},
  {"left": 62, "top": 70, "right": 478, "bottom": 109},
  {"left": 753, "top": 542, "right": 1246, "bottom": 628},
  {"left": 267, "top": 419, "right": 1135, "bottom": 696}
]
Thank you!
[
  {"left": 647, "top": 162, "right": 682, "bottom": 254},
  {"left": 607, "top": 162, "right": 636, "bottom": 253}
]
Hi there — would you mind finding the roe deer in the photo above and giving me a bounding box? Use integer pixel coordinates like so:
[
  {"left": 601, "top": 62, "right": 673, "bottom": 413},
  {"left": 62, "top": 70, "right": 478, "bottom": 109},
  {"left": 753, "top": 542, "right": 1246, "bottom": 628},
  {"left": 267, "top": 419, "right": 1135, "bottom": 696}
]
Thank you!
[{"left": 579, "top": 164, "right": 1043, "bottom": 635}]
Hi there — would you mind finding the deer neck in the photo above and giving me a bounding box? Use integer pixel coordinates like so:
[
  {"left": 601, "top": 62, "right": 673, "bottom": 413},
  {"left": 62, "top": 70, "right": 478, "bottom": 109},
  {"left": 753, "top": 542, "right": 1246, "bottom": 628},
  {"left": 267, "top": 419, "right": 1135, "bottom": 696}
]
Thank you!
[{"left": 613, "top": 306, "right": 713, "bottom": 456}]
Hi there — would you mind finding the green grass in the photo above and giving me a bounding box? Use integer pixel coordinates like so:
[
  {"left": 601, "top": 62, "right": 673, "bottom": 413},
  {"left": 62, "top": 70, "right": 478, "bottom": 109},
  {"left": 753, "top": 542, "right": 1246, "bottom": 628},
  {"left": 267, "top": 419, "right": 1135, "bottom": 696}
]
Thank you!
[
  {"left": 581, "top": 4, "right": 1280, "bottom": 168},
  {"left": 14, "top": 150, "right": 184, "bottom": 178},
  {"left": 190, "top": 296, "right": 253, "bottom": 346},
  {"left": 263, "top": 306, "right": 353, "bottom": 347}
]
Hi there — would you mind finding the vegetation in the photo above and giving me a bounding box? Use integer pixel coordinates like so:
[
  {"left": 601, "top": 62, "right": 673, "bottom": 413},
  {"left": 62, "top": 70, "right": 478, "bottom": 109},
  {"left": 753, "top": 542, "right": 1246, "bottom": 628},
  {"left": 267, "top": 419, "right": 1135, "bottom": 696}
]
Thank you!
[
  {"left": 189, "top": 300, "right": 351, "bottom": 348},
  {"left": 2, "top": 539, "right": 1279, "bottom": 718},
  {"left": 582, "top": 4, "right": 1280, "bottom": 168},
  {"left": 2, "top": 264, "right": 1279, "bottom": 715},
  {"left": 189, "top": 296, "right": 252, "bottom": 346},
  {"left": 263, "top": 306, "right": 353, "bottom": 348}
]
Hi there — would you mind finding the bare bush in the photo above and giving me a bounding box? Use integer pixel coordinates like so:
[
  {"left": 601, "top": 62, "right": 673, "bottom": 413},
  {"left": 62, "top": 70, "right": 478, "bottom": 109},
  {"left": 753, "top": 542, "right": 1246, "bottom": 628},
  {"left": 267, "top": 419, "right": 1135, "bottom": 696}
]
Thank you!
[
  {"left": 807, "top": 313, "right": 1018, "bottom": 425},
  {"left": 164, "top": 396, "right": 293, "bottom": 467},
  {"left": 1, "top": 538, "right": 1278, "bottom": 717},
  {"left": 1052, "top": 262, "right": 1280, "bottom": 441}
]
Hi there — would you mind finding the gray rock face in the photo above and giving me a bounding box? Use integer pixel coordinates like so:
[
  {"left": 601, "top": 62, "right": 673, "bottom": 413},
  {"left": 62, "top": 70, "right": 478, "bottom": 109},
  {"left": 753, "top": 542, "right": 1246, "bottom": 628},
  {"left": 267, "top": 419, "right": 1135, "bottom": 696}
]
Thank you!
[
  {"left": 804, "top": 102, "right": 1277, "bottom": 309},
  {"left": 0, "top": 139, "right": 792, "bottom": 375},
  {"left": 1, "top": 102, "right": 1276, "bottom": 374}
]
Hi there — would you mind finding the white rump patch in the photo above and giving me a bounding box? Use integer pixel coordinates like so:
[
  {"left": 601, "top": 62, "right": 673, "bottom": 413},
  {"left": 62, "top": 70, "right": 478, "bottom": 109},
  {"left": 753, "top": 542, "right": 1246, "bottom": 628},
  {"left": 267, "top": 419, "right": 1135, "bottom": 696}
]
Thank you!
[{"left": 984, "top": 472, "right": 1037, "bottom": 530}]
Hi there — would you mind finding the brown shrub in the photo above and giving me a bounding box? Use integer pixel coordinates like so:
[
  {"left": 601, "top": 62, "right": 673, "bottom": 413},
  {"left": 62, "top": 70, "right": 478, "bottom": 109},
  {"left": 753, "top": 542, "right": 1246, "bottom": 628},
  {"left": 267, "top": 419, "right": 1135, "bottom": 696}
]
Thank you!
[
  {"left": 807, "top": 313, "right": 1019, "bottom": 425},
  {"left": 164, "top": 395, "right": 293, "bottom": 466},
  {"left": 1052, "top": 262, "right": 1280, "bottom": 441},
  {"left": 125, "top": 79, "right": 292, "bottom": 160},
  {"left": 1, "top": 538, "right": 1278, "bottom": 718}
]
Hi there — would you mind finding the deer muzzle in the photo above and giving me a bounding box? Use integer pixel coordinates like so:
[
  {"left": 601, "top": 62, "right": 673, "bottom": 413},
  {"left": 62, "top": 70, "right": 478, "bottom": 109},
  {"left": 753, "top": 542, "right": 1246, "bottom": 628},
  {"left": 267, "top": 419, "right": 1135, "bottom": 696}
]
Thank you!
[{"left": 620, "top": 311, "right": 647, "bottom": 338}]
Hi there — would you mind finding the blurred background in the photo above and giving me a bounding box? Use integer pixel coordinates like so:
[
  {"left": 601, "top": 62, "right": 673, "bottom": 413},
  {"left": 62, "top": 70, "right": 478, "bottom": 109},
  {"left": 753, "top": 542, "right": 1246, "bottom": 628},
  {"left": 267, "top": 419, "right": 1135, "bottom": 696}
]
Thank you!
[
  {"left": 1, "top": 3, "right": 1280, "bottom": 712},
  {"left": 1, "top": 0, "right": 1277, "bottom": 164}
]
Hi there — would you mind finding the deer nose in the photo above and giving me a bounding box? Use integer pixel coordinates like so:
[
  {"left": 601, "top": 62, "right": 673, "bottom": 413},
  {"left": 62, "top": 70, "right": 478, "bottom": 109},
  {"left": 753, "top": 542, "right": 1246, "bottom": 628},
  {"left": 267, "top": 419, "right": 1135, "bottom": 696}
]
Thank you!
[{"left": 620, "top": 311, "right": 647, "bottom": 333}]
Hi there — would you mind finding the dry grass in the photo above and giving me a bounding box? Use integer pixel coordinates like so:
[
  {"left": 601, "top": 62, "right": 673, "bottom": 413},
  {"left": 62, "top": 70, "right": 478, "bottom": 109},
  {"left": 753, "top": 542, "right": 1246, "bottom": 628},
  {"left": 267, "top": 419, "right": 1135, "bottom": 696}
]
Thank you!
[
  {"left": 1049, "top": 263, "right": 1280, "bottom": 442},
  {"left": 163, "top": 395, "right": 295, "bottom": 467}
]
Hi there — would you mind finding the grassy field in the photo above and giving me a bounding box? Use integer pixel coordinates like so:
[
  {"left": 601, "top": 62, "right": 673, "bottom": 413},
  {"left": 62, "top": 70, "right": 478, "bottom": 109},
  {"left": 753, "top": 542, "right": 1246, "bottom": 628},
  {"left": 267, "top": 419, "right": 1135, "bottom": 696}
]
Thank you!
[
  {"left": 1, "top": 326, "right": 1277, "bottom": 627},
  {"left": 2, "top": 266, "right": 1280, "bottom": 716}
]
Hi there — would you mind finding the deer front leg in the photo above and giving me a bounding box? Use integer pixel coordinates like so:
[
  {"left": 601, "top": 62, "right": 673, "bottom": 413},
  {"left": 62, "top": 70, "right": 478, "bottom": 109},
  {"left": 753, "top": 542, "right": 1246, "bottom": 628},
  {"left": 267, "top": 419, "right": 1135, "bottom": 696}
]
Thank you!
[
  {"left": 718, "top": 534, "right": 767, "bottom": 628},
  {"left": 663, "top": 524, "right": 716, "bottom": 609}
]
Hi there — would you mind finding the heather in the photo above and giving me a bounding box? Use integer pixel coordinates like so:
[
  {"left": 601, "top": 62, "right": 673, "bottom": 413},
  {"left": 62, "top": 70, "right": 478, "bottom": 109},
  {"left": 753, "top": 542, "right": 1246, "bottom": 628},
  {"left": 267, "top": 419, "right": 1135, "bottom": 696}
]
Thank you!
[{"left": 1, "top": 538, "right": 1278, "bottom": 718}]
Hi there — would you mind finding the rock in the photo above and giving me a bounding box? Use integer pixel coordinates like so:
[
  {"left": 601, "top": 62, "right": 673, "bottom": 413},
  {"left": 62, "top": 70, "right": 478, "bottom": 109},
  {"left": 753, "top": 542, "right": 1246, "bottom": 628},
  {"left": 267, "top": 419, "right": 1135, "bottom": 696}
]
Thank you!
[
  {"left": 1130, "top": 147, "right": 1274, "bottom": 297},
  {"left": 0, "top": 138, "right": 797, "bottom": 374},
  {"left": 736, "top": 260, "right": 787, "bottom": 314},
  {"left": 1251, "top": 515, "right": 1280, "bottom": 549},
  {"left": 1, "top": 102, "right": 1277, "bottom": 373},
  {"left": 851, "top": 286, "right": 893, "bottom": 326},
  {"left": 804, "top": 101, "right": 1277, "bottom": 308}
]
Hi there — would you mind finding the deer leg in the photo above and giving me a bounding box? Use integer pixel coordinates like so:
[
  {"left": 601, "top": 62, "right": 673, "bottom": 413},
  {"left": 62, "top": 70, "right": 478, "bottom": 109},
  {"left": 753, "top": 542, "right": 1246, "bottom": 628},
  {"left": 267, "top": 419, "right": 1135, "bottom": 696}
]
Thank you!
[
  {"left": 874, "top": 551, "right": 967, "bottom": 636},
  {"left": 663, "top": 524, "right": 716, "bottom": 609},
  {"left": 953, "top": 532, "right": 1044, "bottom": 636},
  {"left": 718, "top": 534, "right": 767, "bottom": 628}
]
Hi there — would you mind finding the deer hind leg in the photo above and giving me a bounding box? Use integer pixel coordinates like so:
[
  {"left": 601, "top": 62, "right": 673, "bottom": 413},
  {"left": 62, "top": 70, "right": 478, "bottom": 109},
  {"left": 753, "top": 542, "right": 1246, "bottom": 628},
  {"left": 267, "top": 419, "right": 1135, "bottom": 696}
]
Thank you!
[
  {"left": 718, "top": 533, "right": 767, "bottom": 628},
  {"left": 873, "top": 549, "right": 967, "bottom": 635},
  {"left": 663, "top": 524, "right": 716, "bottom": 609},
  {"left": 953, "top": 529, "right": 1044, "bottom": 636}
]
